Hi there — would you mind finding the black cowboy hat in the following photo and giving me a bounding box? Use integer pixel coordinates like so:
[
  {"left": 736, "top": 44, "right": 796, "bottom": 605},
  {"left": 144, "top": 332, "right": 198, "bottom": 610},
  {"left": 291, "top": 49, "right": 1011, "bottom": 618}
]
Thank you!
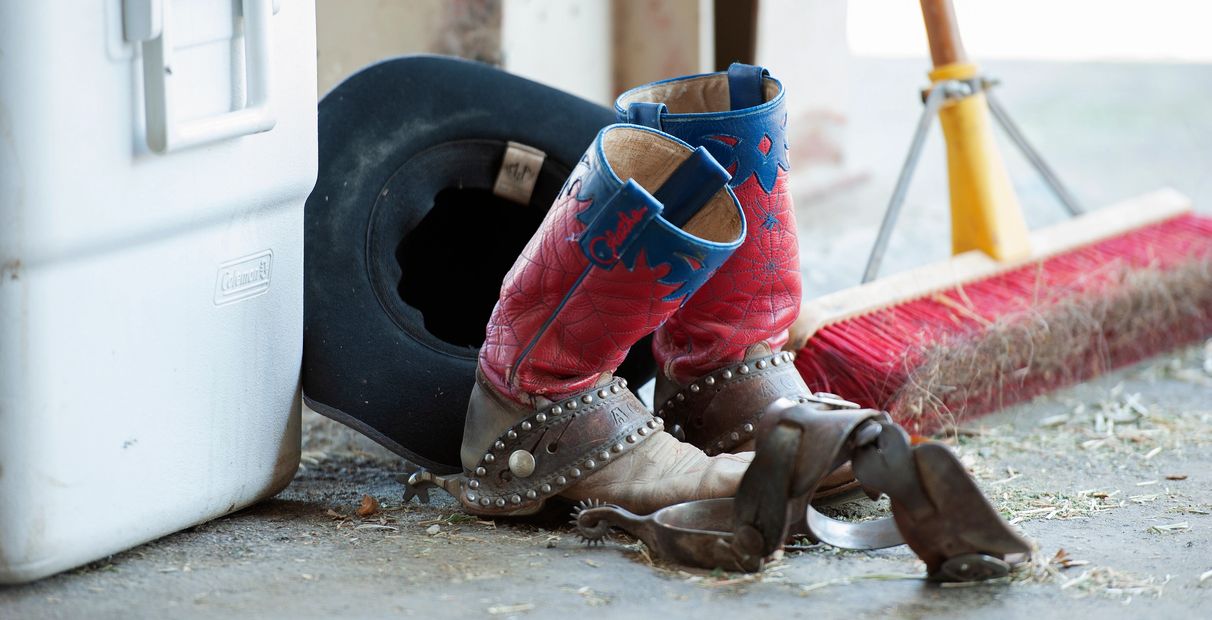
[{"left": 303, "top": 55, "right": 656, "bottom": 473}]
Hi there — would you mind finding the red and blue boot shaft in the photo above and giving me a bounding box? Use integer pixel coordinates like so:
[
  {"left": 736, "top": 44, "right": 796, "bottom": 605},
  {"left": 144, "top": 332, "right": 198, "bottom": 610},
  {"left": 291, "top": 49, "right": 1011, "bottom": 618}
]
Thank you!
[
  {"left": 462, "top": 125, "right": 749, "bottom": 515},
  {"left": 616, "top": 64, "right": 818, "bottom": 457}
]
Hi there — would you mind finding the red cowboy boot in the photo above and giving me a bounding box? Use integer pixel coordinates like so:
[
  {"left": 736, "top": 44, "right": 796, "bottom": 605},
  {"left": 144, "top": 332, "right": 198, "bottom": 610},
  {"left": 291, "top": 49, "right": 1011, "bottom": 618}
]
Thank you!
[
  {"left": 616, "top": 65, "right": 856, "bottom": 496},
  {"left": 461, "top": 124, "right": 750, "bottom": 516}
]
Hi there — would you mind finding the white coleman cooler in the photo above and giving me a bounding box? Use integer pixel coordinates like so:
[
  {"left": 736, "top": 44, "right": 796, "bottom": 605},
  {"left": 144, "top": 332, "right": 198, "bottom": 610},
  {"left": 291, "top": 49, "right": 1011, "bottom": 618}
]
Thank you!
[{"left": 0, "top": 0, "right": 317, "bottom": 582}]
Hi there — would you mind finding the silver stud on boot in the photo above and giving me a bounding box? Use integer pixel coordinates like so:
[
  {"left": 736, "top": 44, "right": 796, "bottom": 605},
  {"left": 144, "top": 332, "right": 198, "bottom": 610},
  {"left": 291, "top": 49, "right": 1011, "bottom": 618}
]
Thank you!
[{"left": 509, "top": 450, "right": 536, "bottom": 478}]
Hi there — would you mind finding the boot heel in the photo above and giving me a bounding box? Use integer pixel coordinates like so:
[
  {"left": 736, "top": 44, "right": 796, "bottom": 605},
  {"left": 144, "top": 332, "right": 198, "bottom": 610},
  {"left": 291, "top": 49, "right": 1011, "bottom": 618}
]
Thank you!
[
  {"left": 400, "top": 465, "right": 465, "bottom": 505},
  {"left": 402, "top": 467, "right": 553, "bottom": 517}
]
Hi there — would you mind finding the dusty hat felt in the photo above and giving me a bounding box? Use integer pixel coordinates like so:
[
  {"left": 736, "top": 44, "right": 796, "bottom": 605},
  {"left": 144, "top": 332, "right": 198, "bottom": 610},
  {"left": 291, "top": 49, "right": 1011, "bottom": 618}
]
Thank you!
[{"left": 303, "top": 55, "right": 657, "bottom": 473}]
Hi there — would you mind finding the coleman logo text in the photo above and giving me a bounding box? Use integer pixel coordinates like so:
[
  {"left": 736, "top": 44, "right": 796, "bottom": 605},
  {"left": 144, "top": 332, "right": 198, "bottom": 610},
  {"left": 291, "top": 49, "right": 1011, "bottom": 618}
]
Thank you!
[{"left": 214, "top": 250, "right": 273, "bottom": 306}]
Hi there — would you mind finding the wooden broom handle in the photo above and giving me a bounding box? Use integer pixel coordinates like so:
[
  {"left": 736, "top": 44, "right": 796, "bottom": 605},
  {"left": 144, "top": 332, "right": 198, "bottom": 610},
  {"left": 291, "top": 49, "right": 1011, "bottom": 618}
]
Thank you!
[{"left": 920, "top": 0, "right": 969, "bottom": 67}]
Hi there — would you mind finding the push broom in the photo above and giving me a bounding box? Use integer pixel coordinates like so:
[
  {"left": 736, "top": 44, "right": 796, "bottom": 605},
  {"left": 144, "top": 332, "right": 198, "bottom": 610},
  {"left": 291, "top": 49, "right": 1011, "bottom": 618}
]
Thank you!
[{"left": 789, "top": 0, "right": 1212, "bottom": 434}]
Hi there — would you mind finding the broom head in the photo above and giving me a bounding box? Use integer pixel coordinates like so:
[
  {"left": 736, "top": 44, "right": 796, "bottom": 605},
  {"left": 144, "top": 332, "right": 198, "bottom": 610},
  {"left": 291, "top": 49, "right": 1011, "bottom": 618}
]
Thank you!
[{"left": 791, "top": 189, "right": 1212, "bottom": 434}]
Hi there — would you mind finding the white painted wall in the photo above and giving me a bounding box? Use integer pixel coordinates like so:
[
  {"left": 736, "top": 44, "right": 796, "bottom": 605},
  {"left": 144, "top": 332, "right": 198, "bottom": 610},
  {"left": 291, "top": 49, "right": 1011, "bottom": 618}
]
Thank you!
[
  {"left": 756, "top": 0, "right": 855, "bottom": 192},
  {"left": 502, "top": 0, "right": 613, "bottom": 104},
  {"left": 849, "top": 0, "right": 1212, "bottom": 63}
]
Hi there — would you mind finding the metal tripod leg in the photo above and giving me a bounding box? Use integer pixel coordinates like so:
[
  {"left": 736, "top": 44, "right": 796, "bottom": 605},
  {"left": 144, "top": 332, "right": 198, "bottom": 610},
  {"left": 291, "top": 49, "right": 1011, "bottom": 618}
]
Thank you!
[
  {"left": 985, "top": 89, "right": 1083, "bottom": 216},
  {"left": 862, "top": 77, "right": 1085, "bottom": 283},
  {"left": 862, "top": 82, "right": 954, "bottom": 283}
]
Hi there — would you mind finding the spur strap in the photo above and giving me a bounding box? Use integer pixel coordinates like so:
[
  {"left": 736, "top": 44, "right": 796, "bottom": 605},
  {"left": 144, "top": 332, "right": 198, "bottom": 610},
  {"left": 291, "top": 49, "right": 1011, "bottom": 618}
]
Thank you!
[
  {"left": 457, "top": 376, "right": 660, "bottom": 516},
  {"left": 735, "top": 403, "right": 1030, "bottom": 579},
  {"left": 849, "top": 420, "right": 1031, "bottom": 581},
  {"left": 658, "top": 351, "right": 835, "bottom": 455},
  {"left": 577, "top": 399, "right": 1031, "bottom": 582},
  {"left": 730, "top": 401, "right": 886, "bottom": 569}
]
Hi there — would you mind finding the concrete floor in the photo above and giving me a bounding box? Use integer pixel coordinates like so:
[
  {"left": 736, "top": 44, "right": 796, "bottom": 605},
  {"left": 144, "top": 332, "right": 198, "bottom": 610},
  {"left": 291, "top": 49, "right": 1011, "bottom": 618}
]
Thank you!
[
  {"left": 2, "top": 58, "right": 1211, "bottom": 618},
  {"left": 3, "top": 349, "right": 1209, "bottom": 618}
]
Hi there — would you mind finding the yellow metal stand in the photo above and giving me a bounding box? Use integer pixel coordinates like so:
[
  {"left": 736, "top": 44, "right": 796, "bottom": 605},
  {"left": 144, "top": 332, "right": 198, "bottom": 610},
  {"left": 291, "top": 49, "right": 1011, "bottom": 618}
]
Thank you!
[
  {"left": 860, "top": 0, "right": 1086, "bottom": 283},
  {"left": 930, "top": 62, "right": 1031, "bottom": 260}
]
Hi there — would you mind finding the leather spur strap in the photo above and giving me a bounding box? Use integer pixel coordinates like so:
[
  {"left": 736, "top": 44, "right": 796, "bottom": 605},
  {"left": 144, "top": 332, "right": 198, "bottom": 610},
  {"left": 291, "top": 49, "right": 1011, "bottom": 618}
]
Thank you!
[
  {"left": 573, "top": 399, "right": 1031, "bottom": 581},
  {"left": 744, "top": 403, "right": 1031, "bottom": 580},
  {"left": 458, "top": 376, "right": 661, "bottom": 516},
  {"left": 658, "top": 350, "right": 832, "bottom": 455},
  {"left": 846, "top": 420, "right": 1031, "bottom": 581},
  {"left": 730, "top": 401, "right": 886, "bottom": 569}
]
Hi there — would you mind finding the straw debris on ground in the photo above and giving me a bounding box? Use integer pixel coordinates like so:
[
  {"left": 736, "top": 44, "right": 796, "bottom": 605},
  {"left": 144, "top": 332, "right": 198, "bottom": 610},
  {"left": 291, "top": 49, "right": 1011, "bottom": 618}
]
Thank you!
[{"left": 288, "top": 344, "right": 1212, "bottom": 605}]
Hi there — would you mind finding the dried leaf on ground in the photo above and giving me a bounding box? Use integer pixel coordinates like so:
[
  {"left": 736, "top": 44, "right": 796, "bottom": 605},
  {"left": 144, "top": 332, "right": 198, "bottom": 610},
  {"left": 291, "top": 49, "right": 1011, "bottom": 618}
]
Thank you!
[{"left": 356, "top": 494, "right": 381, "bottom": 517}]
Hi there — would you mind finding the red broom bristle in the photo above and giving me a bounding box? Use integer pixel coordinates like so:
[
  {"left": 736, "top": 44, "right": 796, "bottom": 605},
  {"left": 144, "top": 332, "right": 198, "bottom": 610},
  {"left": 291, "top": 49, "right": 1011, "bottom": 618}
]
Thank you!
[{"left": 796, "top": 213, "right": 1212, "bottom": 434}]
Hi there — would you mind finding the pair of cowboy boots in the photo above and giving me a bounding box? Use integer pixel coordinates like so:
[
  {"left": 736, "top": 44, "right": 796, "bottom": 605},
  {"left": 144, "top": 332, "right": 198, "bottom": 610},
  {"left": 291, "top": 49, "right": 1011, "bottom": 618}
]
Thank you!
[{"left": 460, "top": 64, "right": 838, "bottom": 516}]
